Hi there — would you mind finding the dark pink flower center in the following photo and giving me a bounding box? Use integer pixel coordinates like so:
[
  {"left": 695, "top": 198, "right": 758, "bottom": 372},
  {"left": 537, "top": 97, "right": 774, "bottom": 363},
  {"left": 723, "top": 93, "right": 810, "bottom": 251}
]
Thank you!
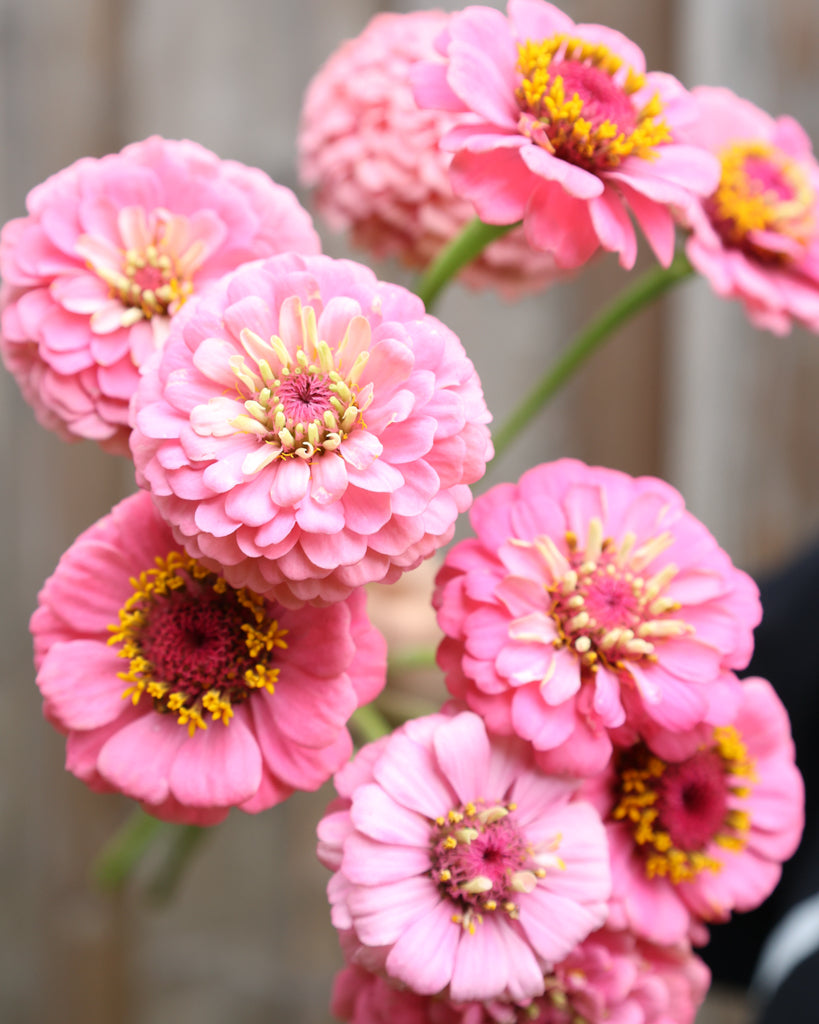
[
  {"left": 431, "top": 801, "right": 541, "bottom": 926},
  {"left": 138, "top": 589, "right": 258, "bottom": 699},
  {"left": 611, "top": 732, "right": 754, "bottom": 883},
  {"left": 550, "top": 60, "right": 638, "bottom": 136},
  {"left": 131, "top": 263, "right": 170, "bottom": 297},
  {"left": 276, "top": 371, "right": 334, "bottom": 422},
  {"left": 708, "top": 141, "right": 816, "bottom": 262},
  {"left": 656, "top": 750, "right": 729, "bottom": 851},
  {"left": 225, "top": 300, "right": 369, "bottom": 464},
  {"left": 515, "top": 35, "right": 669, "bottom": 171},
  {"left": 110, "top": 551, "right": 287, "bottom": 734}
]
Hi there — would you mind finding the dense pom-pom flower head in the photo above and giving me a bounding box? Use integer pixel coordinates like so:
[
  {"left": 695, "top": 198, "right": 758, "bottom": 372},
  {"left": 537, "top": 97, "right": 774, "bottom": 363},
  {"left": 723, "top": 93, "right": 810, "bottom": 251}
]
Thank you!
[
  {"left": 434, "top": 459, "right": 761, "bottom": 776},
  {"left": 411, "top": 0, "right": 720, "bottom": 270},
  {"left": 131, "top": 252, "right": 492, "bottom": 607},
  {"left": 0, "top": 136, "right": 321, "bottom": 453},
  {"left": 317, "top": 710, "right": 611, "bottom": 1003},
  {"left": 298, "top": 10, "right": 560, "bottom": 298},
  {"left": 332, "top": 927, "right": 710, "bottom": 1024},
  {"left": 678, "top": 87, "right": 819, "bottom": 335},
  {"left": 30, "top": 491, "right": 386, "bottom": 825},
  {"left": 583, "top": 676, "right": 804, "bottom": 945}
]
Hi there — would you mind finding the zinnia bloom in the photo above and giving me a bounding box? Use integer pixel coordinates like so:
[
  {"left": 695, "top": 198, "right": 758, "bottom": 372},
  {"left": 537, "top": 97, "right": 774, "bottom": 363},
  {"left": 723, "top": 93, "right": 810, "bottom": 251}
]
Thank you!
[
  {"left": 317, "top": 711, "right": 611, "bottom": 1003},
  {"left": 434, "top": 459, "right": 761, "bottom": 776},
  {"left": 678, "top": 86, "right": 819, "bottom": 334},
  {"left": 583, "top": 677, "right": 804, "bottom": 945},
  {"left": 298, "top": 10, "right": 561, "bottom": 298},
  {"left": 131, "top": 252, "right": 492, "bottom": 607},
  {"left": 31, "top": 491, "right": 386, "bottom": 825},
  {"left": 411, "top": 0, "right": 720, "bottom": 269},
  {"left": 0, "top": 136, "right": 320, "bottom": 453},
  {"left": 332, "top": 927, "right": 710, "bottom": 1024}
]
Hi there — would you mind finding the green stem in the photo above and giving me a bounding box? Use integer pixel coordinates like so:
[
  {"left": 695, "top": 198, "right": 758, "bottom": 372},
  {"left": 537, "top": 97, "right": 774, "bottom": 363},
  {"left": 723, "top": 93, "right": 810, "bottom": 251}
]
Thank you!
[
  {"left": 492, "top": 250, "right": 695, "bottom": 462},
  {"left": 350, "top": 702, "right": 393, "bottom": 744},
  {"left": 93, "top": 808, "right": 169, "bottom": 891},
  {"left": 415, "top": 218, "right": 518, "bottom": 311},
  {"left": 149, "top": 825, "right": 209, "bottom": 904},
  {"left": 387, "top": 645, "right": 438, "bottom": 674}
]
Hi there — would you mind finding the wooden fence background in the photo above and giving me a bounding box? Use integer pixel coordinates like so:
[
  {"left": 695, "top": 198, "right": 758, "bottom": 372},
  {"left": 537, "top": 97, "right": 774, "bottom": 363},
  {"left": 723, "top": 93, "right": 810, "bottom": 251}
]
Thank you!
[{"left": 1, "top": 0, "right": 818, "bottom": 1021}]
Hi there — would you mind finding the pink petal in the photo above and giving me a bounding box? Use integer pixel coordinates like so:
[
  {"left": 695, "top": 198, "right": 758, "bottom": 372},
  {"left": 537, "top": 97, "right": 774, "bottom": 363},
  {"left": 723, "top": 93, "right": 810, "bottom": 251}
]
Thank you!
[
  {"left": 432, "top": 713, "right": 491, "bottom": 804},
  {"left": 97, "top": 714, "right": 188, "bottom": 804},
  {"left": 373, "top": 733, "right": 455, "bottom": 818},
  {"left": 37, "top": 640, "right": 129, "bottom": 730},
  {"left": 347, "top": 874, "right": 440, "bottom": 946},
  {"left": 341, "top": 832, "right": 431, "bottom": 885},
  {"left": 385, "top": 897, "right": 460, "bottom": 994},
  {"left": 168, "top": 716, "right": 262, "bottom": 807}
]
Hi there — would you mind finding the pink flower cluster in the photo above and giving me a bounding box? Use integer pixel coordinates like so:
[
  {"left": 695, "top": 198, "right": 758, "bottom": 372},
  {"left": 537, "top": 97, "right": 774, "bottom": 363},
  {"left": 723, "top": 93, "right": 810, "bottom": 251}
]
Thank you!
[
  {"left": 299, "top": 10, "right": 561, "bottom": 298},
  {"left": 315, "top": 458, "right": 802, "bottom": 1010},
  {"left": 332, "top": 928, "right": 710, "bottom": 1024},
  {"left": 2, "top": 5, "right": 813, "bottom": 1019},
  {"left": 429, "top": 458, "right": 803, "bottom": 953},
  {"left": 12, "top": 131, "right": 493, "bottom": 828},
  {"left": 411, "top": 0, "right": 720, "bottom": 270}
]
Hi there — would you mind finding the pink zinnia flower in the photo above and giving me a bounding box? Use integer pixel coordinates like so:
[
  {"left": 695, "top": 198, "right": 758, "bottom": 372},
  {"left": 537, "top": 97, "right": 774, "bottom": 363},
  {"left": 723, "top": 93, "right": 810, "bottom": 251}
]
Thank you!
[
  {"left": 583, "top": 677, "right": 804, "bottom": 945},
  {"left": 30, "top": 491, "right": 386, "bottom": 825},
  {"left": 317, "top": 711, "right": 611, "bottom": 1003},
  {"left": 411, "top": 0, "right": 720, "bottom": 270},
  {"left": 434, "top": 459, "right": 761, "bottom": 776},
  {"left": 298, "top": 10, "right": 561, "bottom": 298},
  {"left": 332, "top": 927, "right": 710, "bottom": 1024},
  {"left": 131, "top": 252, "right": 492, "bottom": 607},
  {"left": 0, "top": 136, "right": 320, "bottom": 454},
  {"left": 678, "top": 86, "right": 819, "bottom": 334}
]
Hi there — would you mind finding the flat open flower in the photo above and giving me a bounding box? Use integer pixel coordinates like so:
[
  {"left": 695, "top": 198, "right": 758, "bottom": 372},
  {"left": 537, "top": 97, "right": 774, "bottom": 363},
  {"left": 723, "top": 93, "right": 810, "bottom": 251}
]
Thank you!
[
  {"left": 584, "top": 677, "right": 804, "bottom": 945},
  {"left": 131, "top": 252, "right": 492, "bottom": 606},
  {"left": 317, "top": 711, "right": 610, "bottom": 1003},
  {"left": 679, "top": 87, "right": 819, "bottom": 335},
  {"left": 31, "top": 491, "right": 386, "bottom": 825},
  {"left": 411, "top": 0, "right": 719, "bottom": 270},
  {"left": 298, "top": 9, "right": 561, "bottom": 298},
  {"left": 332, "top": 927, "right": 710, "bottom": 1024},
  {"left": 434, "top": 459, "right": 761, "bottom": 776},
  {"left": 0, "top": 136, "right": 320, "bottom": 453}
]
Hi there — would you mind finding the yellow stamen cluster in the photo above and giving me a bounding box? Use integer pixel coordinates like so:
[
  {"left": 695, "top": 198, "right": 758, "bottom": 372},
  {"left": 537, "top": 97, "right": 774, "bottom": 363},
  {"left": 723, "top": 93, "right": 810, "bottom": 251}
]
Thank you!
[
  {"left": 228, "top": 299, "right": 370, "bottom": 466},
  {"left": 95, "top": 243, "right": 193, "bottom": 325},
  {"left": 712, "top": 141, "right": 815, "bottom": 258},
  {"left": 515, "top": 35, "right": 670, "bottom": 169},
  {"left": 108, "top": 550, "right": 288, "bottom": 736},
  {"left": 611, "top": 729, "right": 755, "bottom": 884},
  {"left": 432, "top": 799, "right": 552, "bottom": 934}
]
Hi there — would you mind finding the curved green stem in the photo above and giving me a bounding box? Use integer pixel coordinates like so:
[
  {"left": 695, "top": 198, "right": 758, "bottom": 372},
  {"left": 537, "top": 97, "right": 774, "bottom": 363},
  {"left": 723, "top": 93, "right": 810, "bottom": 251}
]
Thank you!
[
  {"left": 415, "top": 218, "right": 518, "bottom": 311},
  {"left": 149, "top": 825, "right": 209, "bottom": 904},
  {"left": 93, "top": 807, "right": 170, "bottom": 891},
  {"left": 492, "top": 250, "right": 695, "bottom": 462}
]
